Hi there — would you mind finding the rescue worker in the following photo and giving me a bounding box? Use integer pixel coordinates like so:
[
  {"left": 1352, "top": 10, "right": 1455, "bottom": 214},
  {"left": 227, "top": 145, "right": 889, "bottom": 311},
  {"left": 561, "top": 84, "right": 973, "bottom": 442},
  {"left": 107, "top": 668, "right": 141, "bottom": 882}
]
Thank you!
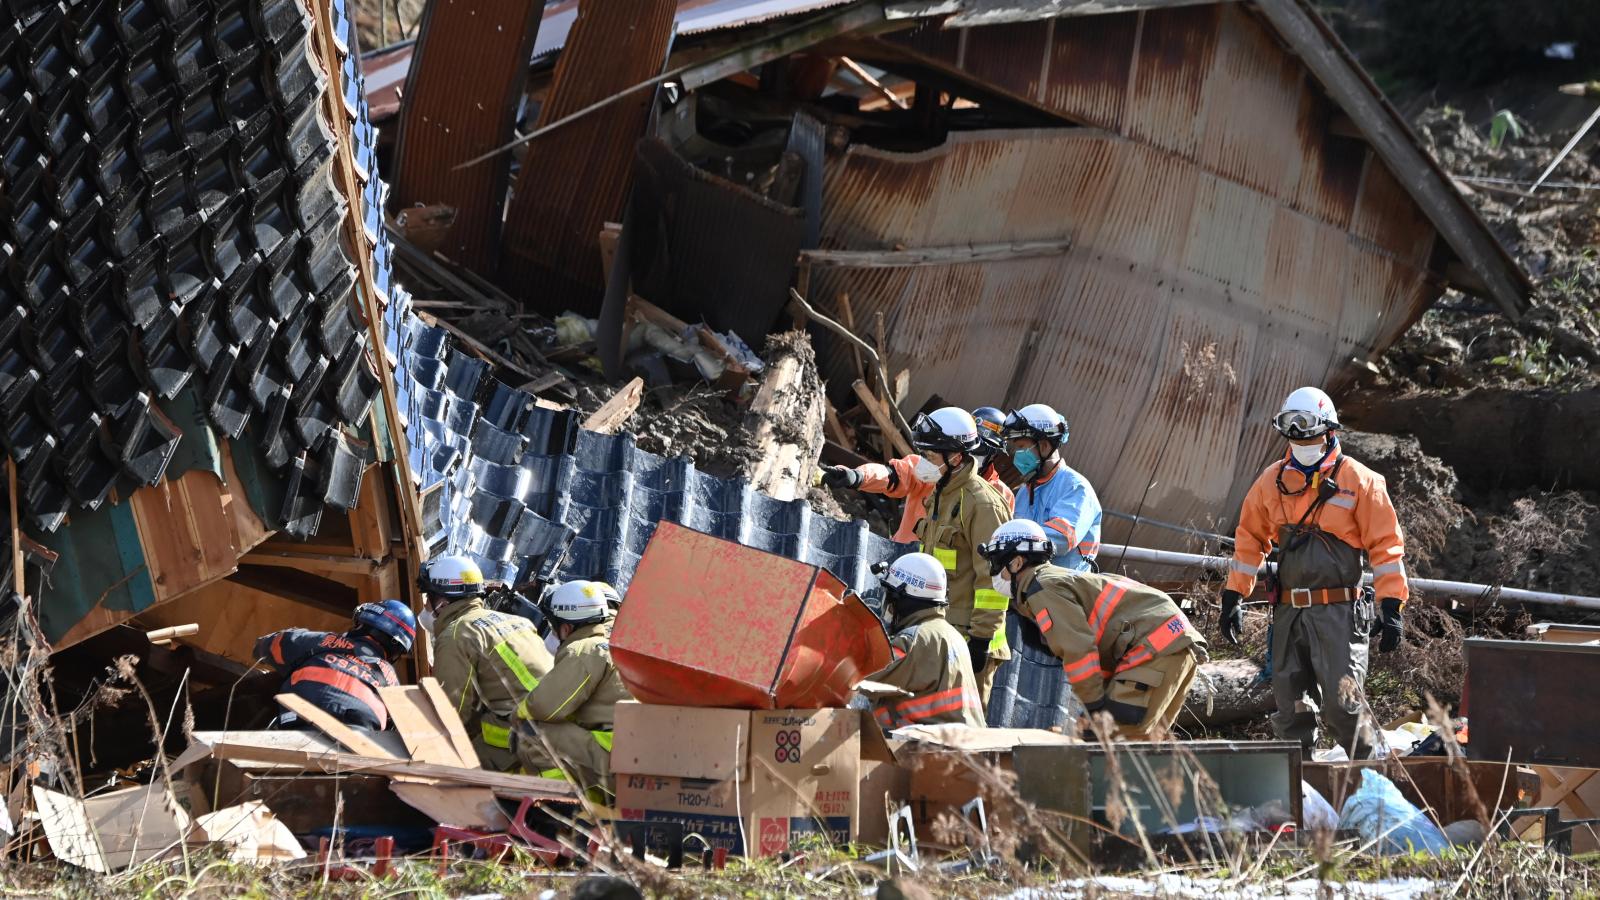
[
  {"left": 1220, "top": 387, "right": 1407, "bottom": 759},
  {"left": 513, "top": 580, "right": 632, "bottom": 788},
  {"left": 819, "top": 404, "right": 1014, "bottom": 541},
  {"left": 1001, "top": 404, "right": 1103, "bottom": 571},
  {"left": 419, "top": 555, "right": 555, "bottom": 771},
  {"left": 862, "top": 552, "right": 986, "bottom": 730},
  {"left": 971, "top": 406, "right": 1016, "bottom": 511},
  {"left": 979, "top": 519, "right": 1204, "bottom": 738},
  {"left": 254, "top": 599, "right": 414, "bottom": 732}
]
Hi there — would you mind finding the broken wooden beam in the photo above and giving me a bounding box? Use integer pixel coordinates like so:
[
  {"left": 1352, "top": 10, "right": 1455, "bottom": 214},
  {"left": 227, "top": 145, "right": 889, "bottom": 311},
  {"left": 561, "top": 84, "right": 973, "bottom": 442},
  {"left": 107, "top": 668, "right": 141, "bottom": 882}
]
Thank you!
[
  {"left": 853, "top": 379, "right": 913, "bottom": 459},
  {"left": 798, "top": 239, "right": 1074, "bottom": 268},
  {"left": 582, "top": 377, "right": 645, "bottom": 435},
  {"left": 741, "top": 332, "right": 826, "bottom": 502}
]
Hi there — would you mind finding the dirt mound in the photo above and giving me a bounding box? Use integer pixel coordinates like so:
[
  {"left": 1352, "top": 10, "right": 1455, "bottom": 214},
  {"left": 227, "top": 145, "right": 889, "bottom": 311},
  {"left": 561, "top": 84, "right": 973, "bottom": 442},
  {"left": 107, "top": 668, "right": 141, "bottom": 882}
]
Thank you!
[
  {"left": 1377, "top": 108, "right": 1600, "bottom": 394},
  {"left": 1339, "top": 431, "right": 1467, "bottom": 569}
]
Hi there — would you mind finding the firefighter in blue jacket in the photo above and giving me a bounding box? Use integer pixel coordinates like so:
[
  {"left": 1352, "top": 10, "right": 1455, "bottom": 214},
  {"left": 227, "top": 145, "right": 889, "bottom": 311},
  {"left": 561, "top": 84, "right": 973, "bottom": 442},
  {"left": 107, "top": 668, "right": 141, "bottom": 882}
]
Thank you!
[
  {"left": 1001, "top": 404, "right": 1103, "bottom": 571},
  {"left": 254, "top": 599, "right": 416, "bottom": 732}
]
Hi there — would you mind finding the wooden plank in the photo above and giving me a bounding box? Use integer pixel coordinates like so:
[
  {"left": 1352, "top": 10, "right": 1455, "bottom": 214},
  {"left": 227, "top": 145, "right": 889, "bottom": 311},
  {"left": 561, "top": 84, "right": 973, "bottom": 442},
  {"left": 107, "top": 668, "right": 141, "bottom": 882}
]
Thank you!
[
  {"left": 379, "top": 685, "right": 465, "bottom": 766},
  {"left": 421, "top": 677, "right": 482, "bottom": 769},
  {"left": 415, "top": 310, "right": 544, "bottom": 386},
  {"left": 853, "top": 379, "right": 913, "bottom": 458},
  {"left": 347, "top": 463, "right": 394, "bottom": 560},
  {"left": 799, "top": 239, "right": 1074, "bottom": 268},
  {"left": 201, "top": 741, "right": 570, "bottom": 800},
  {"left": 835, "top": 292, "right": 867, "bottom": 386},
  {"left": 7, "top": 457, "right": 22, "bottom": 597},
  {"left": 582, "top": 377, "right": 644, "bottom": 435},
  {"left": 390, "top": 783, "right": 509, "bottom": 830},
  {"left": 824, "top": 399, "right": 852, "bottom": 448},
  {"left": 275, "top": 694, "right": 402, "bottom": 760},
  {"left": 219, "top": 442, "right": 272, "bottom": 554},
  {"left": 241, "top": 550, "right": 381, "bottom": 575}
]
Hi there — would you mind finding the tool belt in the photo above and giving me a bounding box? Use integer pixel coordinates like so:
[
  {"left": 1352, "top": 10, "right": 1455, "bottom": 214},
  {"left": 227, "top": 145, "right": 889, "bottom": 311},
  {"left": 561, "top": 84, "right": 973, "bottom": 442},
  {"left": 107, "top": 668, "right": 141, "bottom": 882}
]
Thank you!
[{"left": 1277, "top": 586, "right": 1357, "bottom": 608}]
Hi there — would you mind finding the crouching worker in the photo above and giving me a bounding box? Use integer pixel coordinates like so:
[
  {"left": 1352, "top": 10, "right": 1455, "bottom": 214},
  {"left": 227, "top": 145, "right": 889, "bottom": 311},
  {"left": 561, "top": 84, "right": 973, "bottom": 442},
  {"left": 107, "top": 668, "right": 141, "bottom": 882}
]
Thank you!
[
  {"left": 862, "top": 552, "right": 986, "bottom": 731},
  {"left": 978, "top": 520, "right": 1205, "bottom": 738},
  {"left": 254, "top": 600, "right": 414, "bottom": 731},
  {"left": 513, "top": 580, "right": 633, "bottom": 789},
  {"left": 421, "top": 555, "right": 555, "bottom": 772}
]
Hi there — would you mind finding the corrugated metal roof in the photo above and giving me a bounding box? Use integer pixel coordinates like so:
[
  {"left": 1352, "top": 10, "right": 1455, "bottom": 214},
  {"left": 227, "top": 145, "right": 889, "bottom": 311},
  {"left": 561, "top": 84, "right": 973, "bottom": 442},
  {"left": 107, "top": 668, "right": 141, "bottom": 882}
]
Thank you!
[
  {"left": 531, "top": 0, "right": 860, "bottom": 60},
  {"left": 499, "top": 0, "right": 678, "bottom": 309},
  {"left": 808, "top": 125, "right": 1438, "bottom": 547},
  {"left": 390, "top": 0, "right": 544, "bottom": 272}
]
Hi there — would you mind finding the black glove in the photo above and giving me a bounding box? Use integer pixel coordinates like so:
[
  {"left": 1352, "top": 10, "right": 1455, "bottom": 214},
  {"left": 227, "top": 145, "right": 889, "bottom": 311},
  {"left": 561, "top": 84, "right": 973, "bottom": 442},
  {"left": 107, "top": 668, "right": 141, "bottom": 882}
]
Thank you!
[
  {"left": 1219, "top": 590, "right": 1245, "bottom": 646},
  {"left": 1375, "top": 597, "right": 1403, "bottom": 653},
  {"left": 820, "top": 465, "right": 861, "bottom": 489},
  {"left": 966, "top": 638, "right": 990, "bottom": 674}
]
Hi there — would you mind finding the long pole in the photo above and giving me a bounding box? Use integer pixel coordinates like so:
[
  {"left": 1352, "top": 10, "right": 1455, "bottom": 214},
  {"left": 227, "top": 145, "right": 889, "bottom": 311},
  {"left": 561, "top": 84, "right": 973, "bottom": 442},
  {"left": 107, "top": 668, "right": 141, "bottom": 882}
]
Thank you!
[{"left": 1098, "top": 543, "right": 1600, "bottom": 613}]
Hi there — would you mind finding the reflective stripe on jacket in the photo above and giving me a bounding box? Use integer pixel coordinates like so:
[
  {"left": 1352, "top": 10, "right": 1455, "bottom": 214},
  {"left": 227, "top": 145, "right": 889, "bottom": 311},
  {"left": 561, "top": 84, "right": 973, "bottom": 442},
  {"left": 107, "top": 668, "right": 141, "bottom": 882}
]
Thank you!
[
  {"left": 253, "top": 629, "right": 398, "bottom": 730},
  {"left": 865, "top": 607, "right": 985, "bottom": 729},
  {"left": 1014, "top": 565, "right": 1203, "bottom": 707},
  {"left": 1228, "top": 442, "right": 1409, "bottom": 602},
  {"left": 912, "top": 461, "right": 1012, "bottom": 657},
  {"left": 855, "top": 455, "right": 1015, "bottom": 544},
  {"left": 1014, "top": 462, "right": 1102, "bottom": 572},
  {"left": 517, "top": 620, "right": 632, "bottom": 732},
  {"left": 432, "top": 598, "right": 555, "bottom": 741}
]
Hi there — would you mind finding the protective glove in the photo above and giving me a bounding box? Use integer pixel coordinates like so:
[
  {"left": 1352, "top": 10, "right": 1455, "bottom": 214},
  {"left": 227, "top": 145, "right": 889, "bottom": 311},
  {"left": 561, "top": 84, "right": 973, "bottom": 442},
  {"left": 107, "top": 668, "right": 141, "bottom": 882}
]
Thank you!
[
  {"left": 819, "top": 465, "right": 861, "bottom": 489},
  {"left": 1219, "top": 589, "right": 1245, "bottom": 646},
  {"left": 966, "top": 638, "right": 990, "bottom": 674},
  {"left": 1375, "top": 597, "right": 1403, "bottom": 653}
]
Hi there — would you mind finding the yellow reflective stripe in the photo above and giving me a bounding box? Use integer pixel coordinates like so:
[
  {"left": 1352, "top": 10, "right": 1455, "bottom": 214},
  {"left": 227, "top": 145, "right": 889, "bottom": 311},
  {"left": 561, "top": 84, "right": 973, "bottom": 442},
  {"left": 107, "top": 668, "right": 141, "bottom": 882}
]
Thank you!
[
  {"left": 481, "top": 720, "right": 511, "bottom": 749},
  {"left": 932, "top": 547, "right": 958, "bottom": 572},
  {"left": 988, "top": 629, "right": 1008, "bottom": 653},
  {"left": 592, "top": 730, "right": 614, "bottom": 752},
  {"left": 520, "top": 672, "right": 593, "bottom": 722},
  {"left": 494, "top": 641, "right": 540, "bottom": 692},
  {"left": 972, "top": 589, "right": 1008, "bottom": 610},
  {"left": 539, "top": 768, "right": 568, "bottom": 780}
]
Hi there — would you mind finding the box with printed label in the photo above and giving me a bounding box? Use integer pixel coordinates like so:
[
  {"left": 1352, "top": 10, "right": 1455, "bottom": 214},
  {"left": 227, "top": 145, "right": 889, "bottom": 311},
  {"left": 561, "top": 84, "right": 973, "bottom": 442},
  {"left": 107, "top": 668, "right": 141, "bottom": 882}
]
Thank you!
[{"left": 613, "top": 703, "right": 895, "bottom": 856}]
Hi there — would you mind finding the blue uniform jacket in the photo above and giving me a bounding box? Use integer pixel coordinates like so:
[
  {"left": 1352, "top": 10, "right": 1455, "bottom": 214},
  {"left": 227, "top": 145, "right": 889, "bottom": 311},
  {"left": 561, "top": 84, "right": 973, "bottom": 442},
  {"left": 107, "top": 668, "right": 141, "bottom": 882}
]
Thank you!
[{"left": 1014, "top": 462, "right": 1103, "bottom": 571}]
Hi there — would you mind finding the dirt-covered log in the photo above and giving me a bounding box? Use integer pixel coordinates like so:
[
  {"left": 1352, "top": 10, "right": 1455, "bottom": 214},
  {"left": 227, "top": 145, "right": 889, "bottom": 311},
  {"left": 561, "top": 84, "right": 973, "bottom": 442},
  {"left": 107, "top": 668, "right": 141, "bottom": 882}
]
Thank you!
[
  {"left": 741, "top": 332, "right": 827, "bottom": 502},
  {"left": 1180, "top": 658, "right": 1276, "bottom": 728}
]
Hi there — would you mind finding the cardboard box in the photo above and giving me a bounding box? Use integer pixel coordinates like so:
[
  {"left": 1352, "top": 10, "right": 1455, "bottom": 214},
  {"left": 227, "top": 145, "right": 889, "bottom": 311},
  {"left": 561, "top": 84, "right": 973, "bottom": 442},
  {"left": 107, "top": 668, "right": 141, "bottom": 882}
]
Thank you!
[
  {"left": 899, "top": 727, "right": 1076, "bottom": 835},
  {"left": 857, "top": 740, "right": 911, "bottom": 847},
  {"left": 613, "top": 703, "right": 896, "bottom": 855}
]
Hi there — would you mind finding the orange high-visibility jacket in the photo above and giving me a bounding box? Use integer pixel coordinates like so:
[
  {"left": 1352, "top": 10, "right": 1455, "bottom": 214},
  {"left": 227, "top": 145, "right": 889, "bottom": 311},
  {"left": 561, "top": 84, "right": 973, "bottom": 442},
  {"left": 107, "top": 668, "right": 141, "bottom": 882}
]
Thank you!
[
  {"left": 1227, "top": 443, "right": 1409, "bottom": 602},
  {"left": 855, "top": 454, "right": 1014, "bottom": 543}
]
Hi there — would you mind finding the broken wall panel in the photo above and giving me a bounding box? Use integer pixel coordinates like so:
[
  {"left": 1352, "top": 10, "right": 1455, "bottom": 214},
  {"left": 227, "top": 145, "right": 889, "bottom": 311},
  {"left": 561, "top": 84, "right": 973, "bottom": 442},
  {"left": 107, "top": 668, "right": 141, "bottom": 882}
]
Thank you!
[
  {"left": 810, "top": 126, "right": 1437, "bottom": 544},
  {"left": 390, "top": 0, "right": 544, "bottom": 271},
  {"left": 499, "top": 0, "right": 677, "bottom": 311}
]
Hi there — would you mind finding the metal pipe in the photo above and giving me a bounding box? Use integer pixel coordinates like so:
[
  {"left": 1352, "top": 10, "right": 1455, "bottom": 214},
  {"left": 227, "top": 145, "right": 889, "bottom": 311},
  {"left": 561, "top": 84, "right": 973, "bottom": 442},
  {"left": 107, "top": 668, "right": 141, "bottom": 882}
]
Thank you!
[
  {"left": 1101, "top": 509, "right": 1229, "bottom": 545},
  {"left": 1098, "top": 543, "right": 1600, "bottom": 613}
]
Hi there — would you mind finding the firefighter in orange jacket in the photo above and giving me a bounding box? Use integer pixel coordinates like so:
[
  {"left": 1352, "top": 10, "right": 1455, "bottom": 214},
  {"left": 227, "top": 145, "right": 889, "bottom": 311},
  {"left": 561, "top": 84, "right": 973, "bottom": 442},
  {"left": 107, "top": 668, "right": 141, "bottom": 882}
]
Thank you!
[
  {"left": 979, "top": 519, "right": 1204, "bottom": 737},
  {"left": 1220, "top": 387, "right": 1408, "bottom": 759},
  {"left": 819, "top": 406, "right": 1013, "bottom": 544},
  {"left": 861, "top": 552, "right": 985, "bottom": 730}
]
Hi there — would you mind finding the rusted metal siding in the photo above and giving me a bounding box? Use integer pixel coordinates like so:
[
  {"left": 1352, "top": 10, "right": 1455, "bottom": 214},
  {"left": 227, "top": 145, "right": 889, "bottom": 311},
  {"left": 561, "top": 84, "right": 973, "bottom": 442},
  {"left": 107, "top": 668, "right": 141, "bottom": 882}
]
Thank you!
[
  {"left": 499, "top": 0, "right": 677, "bottom": 310},
  {"left": 810, "top": 127, "right": 1443, "bottom": 545},
  {"left": 391, "top": 0, "right": 544, "bottom": 272}
]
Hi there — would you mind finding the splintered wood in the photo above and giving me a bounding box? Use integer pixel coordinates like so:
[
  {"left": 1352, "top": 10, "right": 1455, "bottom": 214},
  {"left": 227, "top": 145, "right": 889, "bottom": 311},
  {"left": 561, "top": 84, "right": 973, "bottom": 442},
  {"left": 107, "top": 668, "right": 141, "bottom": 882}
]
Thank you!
[
  {"left": 582, "top": 377, "right": 645, "bottom": 435},
  {"left": 741, "top": 331, "right": 827, "bottom": 502}
]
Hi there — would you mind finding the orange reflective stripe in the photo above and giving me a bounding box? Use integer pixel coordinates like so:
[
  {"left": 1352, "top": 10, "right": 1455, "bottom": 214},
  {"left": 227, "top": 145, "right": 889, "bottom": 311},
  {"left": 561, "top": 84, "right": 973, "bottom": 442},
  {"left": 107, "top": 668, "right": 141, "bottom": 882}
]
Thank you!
[
  {"left": 892, "top": 646, "right": 907, "bottom": 660},
  {"left": 1088, "top": 579, "right": 1129, "bottom": 644},
  {"left": 892, "top": 686, "right": 981, "bottom": 723},
  {"left": 1045, "top": 517, "right": 1076, "bottom": 545},
  {"left": 1034, "top": 608, "right": 1054, "bottom": 634},
  {"left": 1077, "top": 541, "right": 1100, "bottom": 557},
  {"left": 1145, "top": 613, "right": 1190, "bottom": 654},
  {"left": 875, "top": 707, "right": 892, "bottom": 728},
  {"left": 289, "top": 668, "right": 389, "bottom": 730},
  {"left": 1117, "top": 647, "right": 1154, "bottom": 673},
  {"left": 1064, "top": 652, "right": 1101, "bottom": 684},
  {"left": 270, "top": 633, "right": 285, "bottom": 665}
]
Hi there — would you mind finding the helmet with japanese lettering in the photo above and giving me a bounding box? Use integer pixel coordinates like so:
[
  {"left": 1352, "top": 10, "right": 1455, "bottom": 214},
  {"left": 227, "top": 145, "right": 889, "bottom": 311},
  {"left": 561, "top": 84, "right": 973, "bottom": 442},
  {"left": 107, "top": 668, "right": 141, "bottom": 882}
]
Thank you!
[
  {"left": 977, "top": 518, "right": 1056, "bottom": 575},
  {"left": 353, "top": 599, "right": 417, "bottom": 657}
]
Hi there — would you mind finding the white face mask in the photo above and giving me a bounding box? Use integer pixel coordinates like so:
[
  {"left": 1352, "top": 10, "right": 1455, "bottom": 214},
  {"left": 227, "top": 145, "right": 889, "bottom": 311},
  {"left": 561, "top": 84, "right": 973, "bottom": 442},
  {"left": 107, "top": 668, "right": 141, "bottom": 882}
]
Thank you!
[
  {"left": 992, "top": 573, "right": 1012, "bottom": 598},
  {"left": 1290, "top": 442, "right": 1327, "bottom": 467},
  {"left": 912, "top": 456, "right": 943, "bottom": 484},
  {"left": 418, "top": 608, "right": 436, "bottom": 635}
]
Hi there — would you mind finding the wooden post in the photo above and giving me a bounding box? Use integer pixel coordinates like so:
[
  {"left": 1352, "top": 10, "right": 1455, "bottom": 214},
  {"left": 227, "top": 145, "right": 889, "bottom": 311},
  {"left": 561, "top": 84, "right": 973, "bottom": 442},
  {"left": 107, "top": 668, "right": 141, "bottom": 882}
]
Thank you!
[
  {"left": 852, "top": 380, "right": 913, "bottom": 459},
  {"left": 7, "top": 457, "right": 21, "bottom": 598},
  {"left": 836, "top": 293, "right": 867, "bottom": 387},
  {"left": 307, "top": 0, "right": 431, "bottom": 673}
]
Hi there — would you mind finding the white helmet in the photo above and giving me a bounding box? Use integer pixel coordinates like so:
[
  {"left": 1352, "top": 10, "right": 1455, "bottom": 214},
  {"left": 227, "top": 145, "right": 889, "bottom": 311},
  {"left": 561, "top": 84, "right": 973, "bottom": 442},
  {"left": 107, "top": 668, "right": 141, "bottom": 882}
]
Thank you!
[
  {"left": 1273, "top": 387, "right": 1340, "bottom": 440},
  {"left": 594, "top": 581, "right": 622, "bottom": 610},
  {"left": 1001, "top": 403, "right": 1069, "bottom": 444},
  {"left": 911, "top": 407, "right": 981, "bottom": 454},
  {"left": 978, "top": 519, "right": 1056, "bottom": 573},
  {"left": 546, "top": 580, "right": 611, "bottom": 624},
  {"left": 418, "top": 554, "right": 487, "bottom": 599},
  {"left": 879, "top": 552, "right": 949, "bottom": 604}
]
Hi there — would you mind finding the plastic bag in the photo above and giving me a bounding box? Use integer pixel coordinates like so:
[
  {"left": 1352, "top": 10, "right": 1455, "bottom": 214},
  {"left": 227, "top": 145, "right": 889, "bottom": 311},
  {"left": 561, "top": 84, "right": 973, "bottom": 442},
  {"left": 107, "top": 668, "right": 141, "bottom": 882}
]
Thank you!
[
  {"left": 1336, "top": 769, "right": 1448, "bottom": 856},
  {"left": 1301, "top": 780, "right": 1339, "bottom": 832}
]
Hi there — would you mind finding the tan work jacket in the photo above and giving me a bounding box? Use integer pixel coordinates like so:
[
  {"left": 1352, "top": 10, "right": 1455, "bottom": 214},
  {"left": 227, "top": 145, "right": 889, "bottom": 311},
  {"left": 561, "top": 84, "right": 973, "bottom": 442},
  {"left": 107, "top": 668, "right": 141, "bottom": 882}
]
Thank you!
[
  {"left": 1014, "top": 565, "right": 1204, "bottom": 706},
  {"left": 866, "top": 606, "right": 985, "bottom": 729},
  {"left": 517, "top": 620, "right": 632, "bottom": 734},
  {"left": 432, "top": 598, "right": 554, "bottom": 749},
  {"left": 913, "top": 461, "right": 1012, "bottom": 658}
]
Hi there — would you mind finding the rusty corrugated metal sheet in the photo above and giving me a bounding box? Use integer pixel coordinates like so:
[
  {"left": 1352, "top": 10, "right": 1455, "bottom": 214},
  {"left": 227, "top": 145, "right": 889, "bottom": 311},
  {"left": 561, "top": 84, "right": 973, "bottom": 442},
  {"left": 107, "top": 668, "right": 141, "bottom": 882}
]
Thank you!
[
  {"left": 809, "top": 127, "right": 1442, "bottom": 547},
  {"left": 391, "top": 0, "right": 545, "bottom": 272},
  {"left": 498, "top": 0, "right": 677, "bottom": 311}
]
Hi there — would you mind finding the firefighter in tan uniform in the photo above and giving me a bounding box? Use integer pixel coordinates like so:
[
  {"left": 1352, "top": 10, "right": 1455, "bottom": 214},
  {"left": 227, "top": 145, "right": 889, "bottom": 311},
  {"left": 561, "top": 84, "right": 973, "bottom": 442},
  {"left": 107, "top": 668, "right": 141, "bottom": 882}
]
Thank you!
[
  {"left": 903, "top": 408, "right": 1011, "bottom": 711},
  {"left": 418, "top": 555, "right": 555, "bottom": 771},
  {"left": 514, "top": 580, "right": 633, "bottom": 789},
  {"left": 980, "top": 519, "right": 1206, "bottom": 738},
  {"left": 861, "top": 552, "right": 985, "bottom": 730}
]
